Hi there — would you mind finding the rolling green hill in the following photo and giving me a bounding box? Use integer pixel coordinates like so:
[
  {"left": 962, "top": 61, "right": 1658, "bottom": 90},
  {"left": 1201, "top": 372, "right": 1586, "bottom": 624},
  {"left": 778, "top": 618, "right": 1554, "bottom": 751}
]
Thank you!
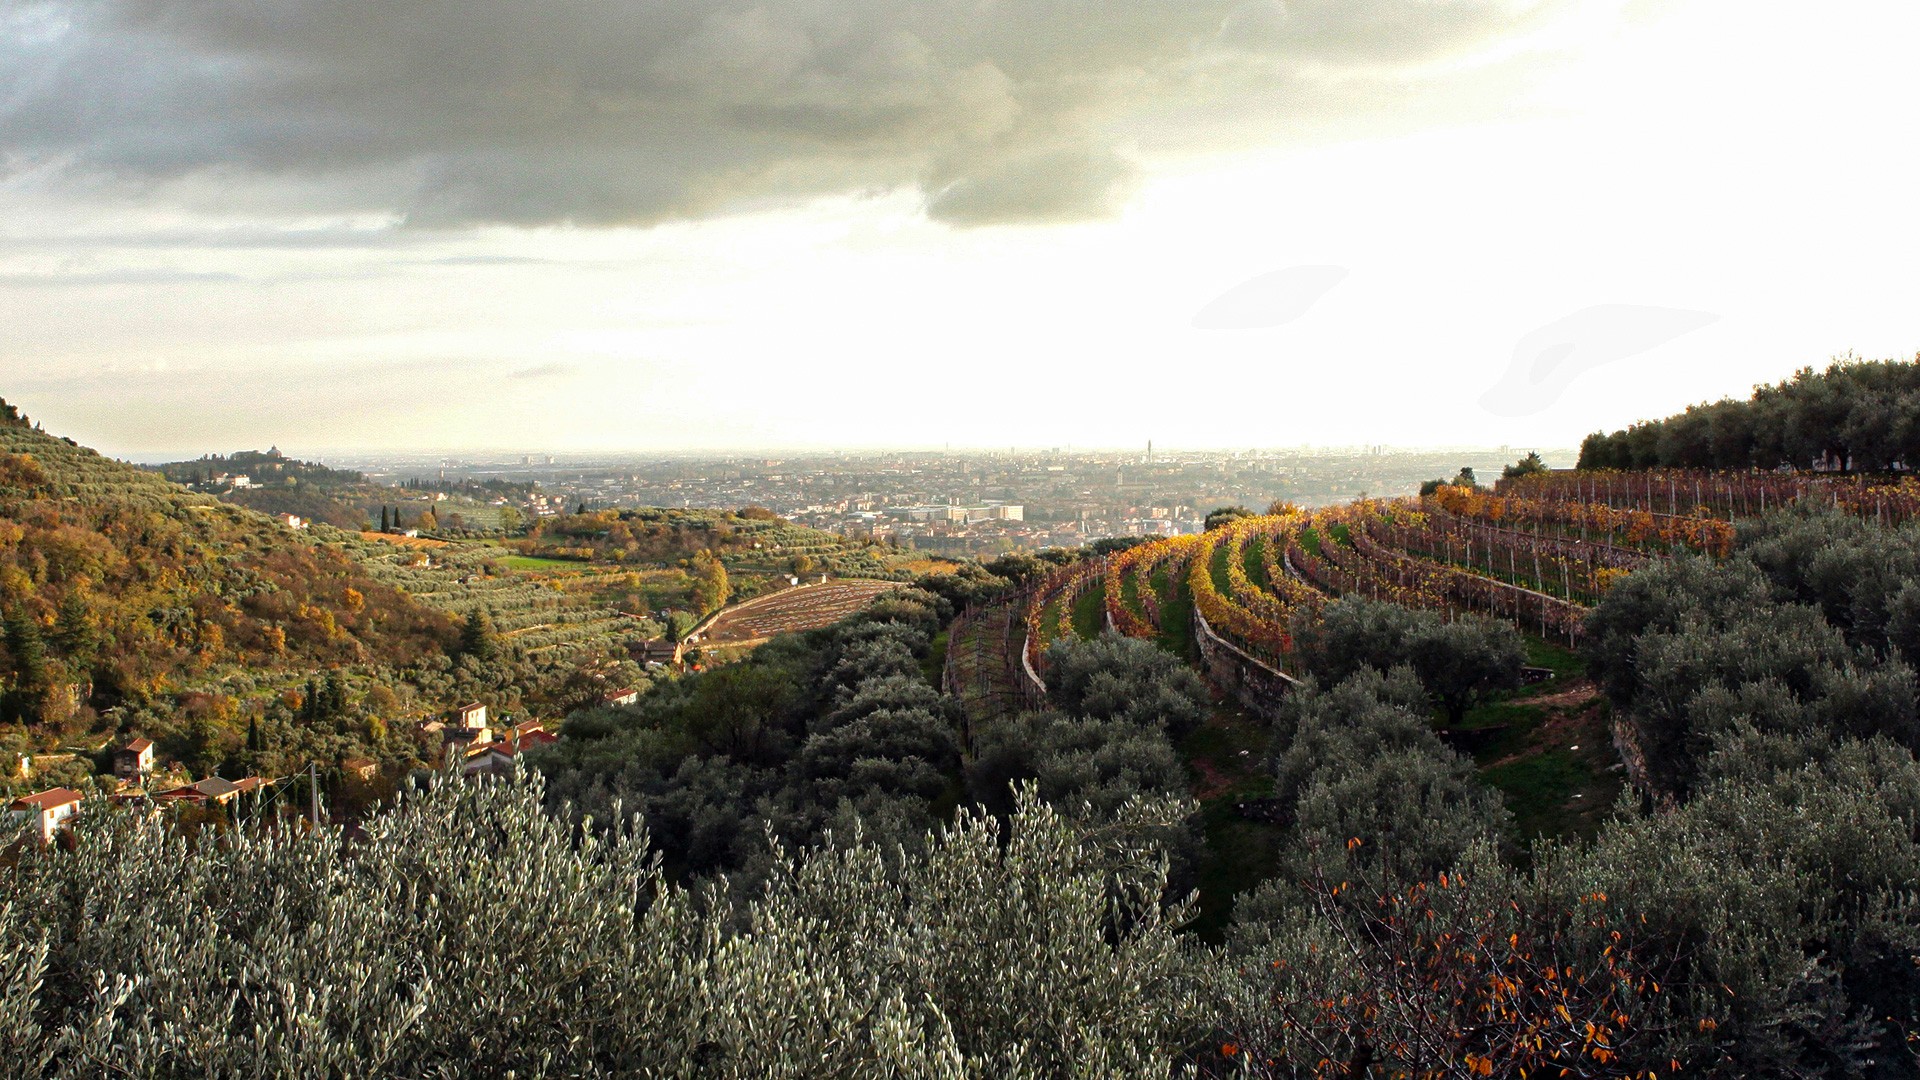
[
  {"left": 0, "top": 405, "right": 478, "bottom": 779},
  {"left": 0, "top": 404, "right": 670, "bottom": 795}
]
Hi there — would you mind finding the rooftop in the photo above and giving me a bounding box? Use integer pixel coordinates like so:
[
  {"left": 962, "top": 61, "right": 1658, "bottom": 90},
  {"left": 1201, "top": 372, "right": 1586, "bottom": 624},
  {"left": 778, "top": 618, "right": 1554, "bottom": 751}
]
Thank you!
[{"left": 10, "top": 787, "right": 83, "bottom": 811}]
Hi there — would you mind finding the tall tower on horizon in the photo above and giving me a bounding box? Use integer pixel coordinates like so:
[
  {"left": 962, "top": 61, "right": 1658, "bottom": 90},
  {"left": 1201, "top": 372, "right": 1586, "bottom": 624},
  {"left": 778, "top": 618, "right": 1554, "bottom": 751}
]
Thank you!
[{"left": 1147, "top": 440, "right": 1153, "bottom": 465}]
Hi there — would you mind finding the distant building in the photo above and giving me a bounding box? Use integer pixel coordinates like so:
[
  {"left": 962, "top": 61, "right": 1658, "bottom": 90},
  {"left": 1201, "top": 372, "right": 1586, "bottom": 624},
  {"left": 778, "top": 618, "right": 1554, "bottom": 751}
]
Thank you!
[
  {"left": 636, "top": 640, "right": 680, "bottom": 668},
  {"left": 894, "top": 505, "right": 953, "bottom": 523},
  {"left": 442, "top": 703, "right": 494, "bottom": 760},
  {"left": 114, "top": 738, "right": 154, "bottom": 780},
  {"left": 461, "top": 726, "right": 559, "bottom": 778},
  {"left": 964, "top": 504, "right": 1023, "bottom": 523},
  {"left": 276, "top": 513, "right": 307, "bottom": 531},
  {"left": 152, "top": 777, "right": 244, "bottom": 807},
  {"left": 9, "top": 787, "right": 82, "bottom": 844},
  {"left": 602, "top": 688, "right": 639, "bottom": 707}
]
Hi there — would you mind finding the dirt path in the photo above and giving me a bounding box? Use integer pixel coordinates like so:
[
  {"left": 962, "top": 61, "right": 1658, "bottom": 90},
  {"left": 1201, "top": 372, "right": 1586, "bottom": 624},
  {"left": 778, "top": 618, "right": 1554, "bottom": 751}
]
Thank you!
[
  {"left": 1191, "top": 757, "right": 1238, "bottom": 800},
  {"left": 1523, "top": 677, "right": 1599, "bottom": 710}
]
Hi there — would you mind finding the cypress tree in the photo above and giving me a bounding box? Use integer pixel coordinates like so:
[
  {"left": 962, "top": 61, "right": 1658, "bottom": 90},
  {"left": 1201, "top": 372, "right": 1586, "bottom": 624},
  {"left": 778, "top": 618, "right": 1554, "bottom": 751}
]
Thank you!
[
  {"left": 324, "top": 671, "right": 348, "bottom": 718},
  {"left": 5, "top": 608, "right": 47, "bottom": 687},
  {"left": 54, "top": 593, "right": 95, "bottom": 656},
  {"left": 459, "top": 611, "right": 499, "bottom": 663},
  {"left": 2, "top": 608, "right": 47, "bottom": 724}
]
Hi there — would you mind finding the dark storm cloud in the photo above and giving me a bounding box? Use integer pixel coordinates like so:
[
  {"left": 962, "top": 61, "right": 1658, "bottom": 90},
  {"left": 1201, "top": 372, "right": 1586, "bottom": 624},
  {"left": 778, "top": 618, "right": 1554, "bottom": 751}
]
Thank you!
[{"left": 1, "top": 0, "right": 1557, "bottom": 228}]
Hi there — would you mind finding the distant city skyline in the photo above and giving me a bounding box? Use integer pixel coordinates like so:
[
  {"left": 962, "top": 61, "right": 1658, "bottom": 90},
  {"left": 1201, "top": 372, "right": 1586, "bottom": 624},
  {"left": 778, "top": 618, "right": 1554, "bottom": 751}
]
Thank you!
[
  {"left": 5, "top": 0, "right": 1917, "bottom": 456},
  {"left": 126, "top": 443, "right": 1578, "bottom": 468}
]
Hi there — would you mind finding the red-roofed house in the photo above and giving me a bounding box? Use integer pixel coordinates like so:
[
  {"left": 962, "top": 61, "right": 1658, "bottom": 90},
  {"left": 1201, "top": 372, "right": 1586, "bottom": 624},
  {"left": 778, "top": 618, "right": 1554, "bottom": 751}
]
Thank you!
[
  {"left": 602, "top": 687, "right": 639, "bottom": 707},
  {"left": 461, "top": 728, "right": 560, "bottom": 778},
  {"left": 9, "top": 788, "right": 82, "bottom": 844},
  {"left": 152, "top": 777, "right": 244, "bottom": 807},
  {"left": 114, "top": 737, "right": 155, "bottom": 780}
]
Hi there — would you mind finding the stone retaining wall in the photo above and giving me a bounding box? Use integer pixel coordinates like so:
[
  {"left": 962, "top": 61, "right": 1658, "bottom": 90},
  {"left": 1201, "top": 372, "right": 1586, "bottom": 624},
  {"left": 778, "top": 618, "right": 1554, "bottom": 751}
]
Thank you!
[{"left": 1191, "top": 605, "right": 1298, "bottom": 721}]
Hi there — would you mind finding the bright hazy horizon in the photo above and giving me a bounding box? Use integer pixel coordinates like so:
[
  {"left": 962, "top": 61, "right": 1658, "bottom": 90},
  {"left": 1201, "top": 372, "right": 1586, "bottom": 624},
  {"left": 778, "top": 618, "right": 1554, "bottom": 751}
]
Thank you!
[{"left": 3, "top": 0, "right": 1916, "bottom": 458}]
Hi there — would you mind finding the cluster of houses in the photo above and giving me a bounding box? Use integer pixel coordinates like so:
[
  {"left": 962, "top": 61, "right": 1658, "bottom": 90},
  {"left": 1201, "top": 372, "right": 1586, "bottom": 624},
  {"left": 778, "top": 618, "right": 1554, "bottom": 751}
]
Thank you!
[
  {"left": 5, "top": 695, "right": 612, "bottom": 845},
  {"left": 7, "top": 737, "right": 282, "bottom": 844},
  {"left": 429, "top": 702, "right": 561, "bottom": 778}
]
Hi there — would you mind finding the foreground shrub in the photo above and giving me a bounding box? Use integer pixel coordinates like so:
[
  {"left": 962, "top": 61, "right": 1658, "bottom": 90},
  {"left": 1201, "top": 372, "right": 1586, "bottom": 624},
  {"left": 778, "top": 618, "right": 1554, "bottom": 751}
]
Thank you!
[{"left": 1, "top": 776, "right": 1198, "bottom": 1078}]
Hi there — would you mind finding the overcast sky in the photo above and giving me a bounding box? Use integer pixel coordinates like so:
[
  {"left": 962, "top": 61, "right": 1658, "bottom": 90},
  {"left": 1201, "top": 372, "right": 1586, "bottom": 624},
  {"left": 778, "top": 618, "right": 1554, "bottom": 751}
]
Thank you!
[{"left": 2, "top": 0, "right": 1915, "bottom": 458}]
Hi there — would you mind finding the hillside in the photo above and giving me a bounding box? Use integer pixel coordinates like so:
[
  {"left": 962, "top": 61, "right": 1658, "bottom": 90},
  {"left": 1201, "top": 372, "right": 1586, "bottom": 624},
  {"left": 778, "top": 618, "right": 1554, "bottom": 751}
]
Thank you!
[
  {"left": 150, "top": 447, "right": 364, "bottom": 490},
  {"left": 1579, "top": 353, "right": 1920, "bottom": 471},
  {"left": 0, "top": 403, "right": 946, "bottom": 800},
  {"left": 511, "top": 505, "right": 941, "bottom": 580},
  {"left": 0, "top": 412, "right": 467, "bottom": 782},
  {"left": 0, "top": 405, "right": 648, "bottom": 791},
  {"left": 148, "top": 448, "right": 523, "bottom": 533}
]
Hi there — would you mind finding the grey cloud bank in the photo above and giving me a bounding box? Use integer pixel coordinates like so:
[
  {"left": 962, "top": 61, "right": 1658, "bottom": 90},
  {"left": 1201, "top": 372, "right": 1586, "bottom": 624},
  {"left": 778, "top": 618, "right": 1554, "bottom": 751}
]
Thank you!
[{"left": 2, "top": 0, "right": 1560, "bottom": 229}]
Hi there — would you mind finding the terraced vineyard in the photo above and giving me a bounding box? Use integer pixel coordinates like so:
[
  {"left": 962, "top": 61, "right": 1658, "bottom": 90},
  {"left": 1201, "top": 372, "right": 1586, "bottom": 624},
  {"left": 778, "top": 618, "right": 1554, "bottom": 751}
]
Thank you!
[
  {"left": 1007, "top": 479, "right": 1772, "bottom": 695},
  {"left": 1506, "top": 466, "right": 1920, "bottom": 524},
  {"left": 342, "top": 532, "right": 654, "bottom": 659},
  {"left": 1018, "top": 557, "right": 1108, "bottom": 676},
  {"left": 942, "top": 599, "right": 1039, "bottom": 726},
  {"left": 951, "top": 468, "right": 1920, "bottom": 865},
  {"left": 695, "top": 579, "right": 902, "bottom": 645}
]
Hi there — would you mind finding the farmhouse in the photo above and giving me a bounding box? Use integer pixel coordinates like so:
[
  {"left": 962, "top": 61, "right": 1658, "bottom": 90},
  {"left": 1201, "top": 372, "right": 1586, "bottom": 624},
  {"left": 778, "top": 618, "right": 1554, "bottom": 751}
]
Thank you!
[
  {"left": 461, "top": 725, "right": 559, "bottom": 778},
  {"left": 636, "top": 640, "right": 680, "bottom": 667},
  {"left": 10, "top": 787, "right": 83, "bottom": 844},
  {"left": 114, "top": 737, "right": 155, "bottom": 780},
  {"left": 443, "top": 703, "right": 494, "bottom": 760},
  {"left": 602, "top": 687, "right": 639, "bottom": 707},
  {"left": 152, "top": 776, "right": 266, "bottom": 807}
]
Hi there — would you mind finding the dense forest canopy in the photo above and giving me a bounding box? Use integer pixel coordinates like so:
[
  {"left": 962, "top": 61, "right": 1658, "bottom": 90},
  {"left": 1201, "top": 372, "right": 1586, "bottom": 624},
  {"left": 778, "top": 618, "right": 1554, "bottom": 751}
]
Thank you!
[{"left": 1578, "top": 355, "right": 1920, "bottom": 472}]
